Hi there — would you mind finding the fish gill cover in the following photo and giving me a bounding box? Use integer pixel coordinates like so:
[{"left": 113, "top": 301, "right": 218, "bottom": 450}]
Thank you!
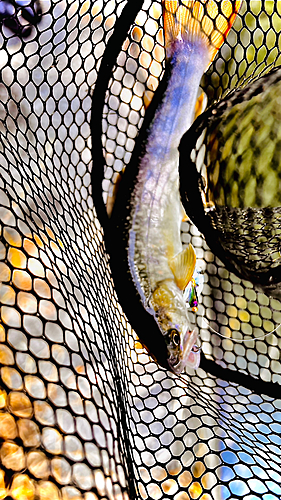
[{"left": 0, "top": 1, "right": 281, "bottom": 500}]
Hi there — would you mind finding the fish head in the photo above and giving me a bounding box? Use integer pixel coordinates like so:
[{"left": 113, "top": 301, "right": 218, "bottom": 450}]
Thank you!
[
  {"left": 166, "top": 328, "right": 200, "bottom": 374},
  {"left": 150, "top": 281, "right": 200, "bottom": 374}
]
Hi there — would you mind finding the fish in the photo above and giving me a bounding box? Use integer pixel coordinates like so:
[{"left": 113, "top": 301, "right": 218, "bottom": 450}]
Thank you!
[{"left": 109, "top": 0, "right": 242, "bottom": 374}]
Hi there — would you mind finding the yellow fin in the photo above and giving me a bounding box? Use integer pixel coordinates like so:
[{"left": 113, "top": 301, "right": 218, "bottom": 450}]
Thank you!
[
  {"left": 163, "top": 1, "right": 242, "bottom": 64},
  {"left": 169, "top": 243, "right": 196, "bottom": 290},
  {"left": 194, "top": 90, "right": 208, "bottom": 120},
  {"left": 181, "top": 203, "right": 189, "bottom": 222}
]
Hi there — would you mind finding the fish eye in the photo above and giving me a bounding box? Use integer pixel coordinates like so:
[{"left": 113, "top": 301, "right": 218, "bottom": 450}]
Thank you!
[{"left": 168, "top": 329, "right": 180, "bottom": 346}]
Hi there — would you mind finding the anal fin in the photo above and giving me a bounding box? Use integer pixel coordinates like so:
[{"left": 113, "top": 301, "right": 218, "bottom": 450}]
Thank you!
[{"left": 169, "top": 243, "right": 196, "bottom": 291}]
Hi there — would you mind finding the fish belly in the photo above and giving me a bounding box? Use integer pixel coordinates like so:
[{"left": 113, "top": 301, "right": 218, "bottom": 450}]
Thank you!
[{"left": 128, "top": 153, "right": 183, "bottom": 307}]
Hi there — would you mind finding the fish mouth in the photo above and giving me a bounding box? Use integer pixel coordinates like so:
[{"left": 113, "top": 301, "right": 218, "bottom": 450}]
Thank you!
[{"left": 168, "top": 330, "right": 200, "bottom": 374}]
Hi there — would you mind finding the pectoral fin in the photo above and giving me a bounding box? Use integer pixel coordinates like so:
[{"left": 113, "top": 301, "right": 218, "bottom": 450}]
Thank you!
[{"left": 169, "top": 244, "right": 196, "bottom": 291}]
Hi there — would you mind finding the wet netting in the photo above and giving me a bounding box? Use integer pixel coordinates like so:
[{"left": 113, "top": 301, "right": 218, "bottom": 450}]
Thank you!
[{"left": 0, "top": 1, "right": 281, "bottom": 499}]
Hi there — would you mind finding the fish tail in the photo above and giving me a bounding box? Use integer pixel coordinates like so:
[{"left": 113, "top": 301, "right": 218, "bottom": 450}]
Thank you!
[{"left": 163, "top": 1, "right": 242, "bottom": 64}]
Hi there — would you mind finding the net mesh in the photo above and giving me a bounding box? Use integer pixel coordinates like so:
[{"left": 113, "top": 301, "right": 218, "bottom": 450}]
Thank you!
[
  {"left": 178, "top": 66, "right": 281, "bottom": 294},
  {"left": 0, "top": 1, "right": 281, "bottom": 500}
]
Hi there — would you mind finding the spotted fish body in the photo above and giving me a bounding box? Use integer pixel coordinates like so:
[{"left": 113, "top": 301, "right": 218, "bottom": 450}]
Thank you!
[{"left": 111, "top": 1, "right": 242, "bottom": 373}]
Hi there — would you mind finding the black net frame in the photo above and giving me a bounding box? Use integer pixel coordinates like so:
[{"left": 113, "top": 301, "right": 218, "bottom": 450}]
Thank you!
[{"left": 0, "top": 1, "right": 281, "bottom": 500}]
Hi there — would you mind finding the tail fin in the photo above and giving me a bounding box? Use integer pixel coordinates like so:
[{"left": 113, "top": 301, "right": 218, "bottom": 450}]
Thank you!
[{"left": 163, "top": 1, "right": 242, "bottom": 64}]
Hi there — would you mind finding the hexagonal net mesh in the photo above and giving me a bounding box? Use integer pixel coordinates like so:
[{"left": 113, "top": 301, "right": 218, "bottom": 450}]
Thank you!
[{"left": 0, "top": 1, "right": 281, "bottom": 500}]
